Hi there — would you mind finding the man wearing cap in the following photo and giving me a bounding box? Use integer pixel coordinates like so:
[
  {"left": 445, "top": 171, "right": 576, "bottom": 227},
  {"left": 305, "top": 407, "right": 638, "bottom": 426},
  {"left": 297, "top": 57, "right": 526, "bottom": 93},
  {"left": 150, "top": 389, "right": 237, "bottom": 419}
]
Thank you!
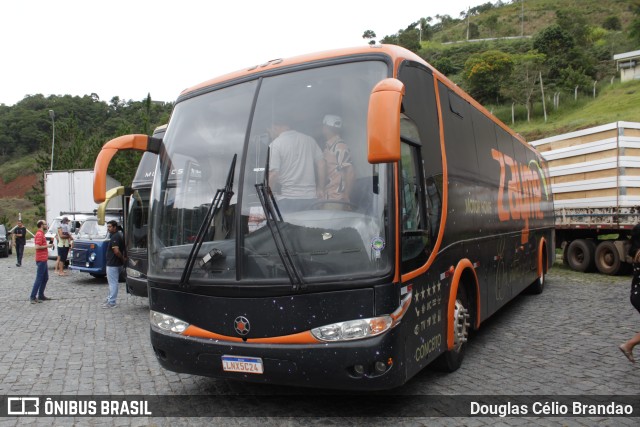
[
  {"left": 267, "top": 113, "right": 326, "bottom": 212},
  {"left": 55, "top": 216, "right": 73, "bottom": 276},
  {"left": 321, "top": 114, "right": 355, "bottom": 206}
]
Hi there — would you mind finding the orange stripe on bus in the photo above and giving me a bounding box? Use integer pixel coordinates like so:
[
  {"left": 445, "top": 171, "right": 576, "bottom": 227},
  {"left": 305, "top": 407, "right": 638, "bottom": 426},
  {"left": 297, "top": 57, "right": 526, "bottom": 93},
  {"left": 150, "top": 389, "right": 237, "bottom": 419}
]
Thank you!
[
  {"left": 182, "top": 325, "right": 320, "bottom": 344},
  {"left": 393, "top": 163, "right": 401, "bottom": 284},
  {"left": 401, "top": 75, "right": 449, "bottom": 283}
]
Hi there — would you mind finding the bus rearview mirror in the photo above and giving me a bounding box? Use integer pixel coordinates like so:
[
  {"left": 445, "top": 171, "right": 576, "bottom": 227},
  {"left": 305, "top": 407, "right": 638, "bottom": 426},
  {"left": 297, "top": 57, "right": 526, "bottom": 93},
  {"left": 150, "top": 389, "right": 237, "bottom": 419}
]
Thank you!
[{"left": 367, "top": 78, "right": 405, "bottom": 164}]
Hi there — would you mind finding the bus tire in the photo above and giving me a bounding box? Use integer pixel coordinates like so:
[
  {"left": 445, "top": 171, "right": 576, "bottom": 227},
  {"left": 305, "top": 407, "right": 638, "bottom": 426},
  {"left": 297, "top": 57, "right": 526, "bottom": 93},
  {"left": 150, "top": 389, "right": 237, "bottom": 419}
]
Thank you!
[
  {"left": 528, "top": 251, "right": 547, "bottom": 294},
  {"left": 595, "top": 241, "right": 621, "bottom": 275},
  {"left": 566, "top": 239, "right": 595, "bottom": 272},
  {"left": 434, "top": 285, "right": 470, "bottom": 372}
]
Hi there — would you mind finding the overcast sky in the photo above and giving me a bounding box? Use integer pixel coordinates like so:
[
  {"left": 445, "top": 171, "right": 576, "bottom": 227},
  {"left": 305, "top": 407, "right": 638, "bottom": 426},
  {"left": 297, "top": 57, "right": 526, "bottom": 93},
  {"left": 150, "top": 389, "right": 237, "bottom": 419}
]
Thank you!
[{"left": 1, "top": 0, "right": 490, "bottom": 106}]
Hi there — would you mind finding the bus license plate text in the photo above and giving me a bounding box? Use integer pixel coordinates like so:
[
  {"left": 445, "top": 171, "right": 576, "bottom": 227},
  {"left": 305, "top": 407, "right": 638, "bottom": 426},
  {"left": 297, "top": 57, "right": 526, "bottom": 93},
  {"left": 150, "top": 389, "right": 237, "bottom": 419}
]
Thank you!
[{"left": 221, "top": 355, "right": 264, "bottom": 374}]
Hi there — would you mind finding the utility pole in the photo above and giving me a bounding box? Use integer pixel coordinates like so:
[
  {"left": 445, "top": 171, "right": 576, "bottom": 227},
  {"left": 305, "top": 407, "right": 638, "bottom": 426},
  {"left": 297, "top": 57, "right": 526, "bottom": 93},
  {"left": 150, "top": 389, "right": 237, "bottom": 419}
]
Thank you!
[
  {"left": 49, "top": 110, "right": 55, "bottom": 170},
  {"left": 539, "top": 72, "right": 547, "bottom": 123}
]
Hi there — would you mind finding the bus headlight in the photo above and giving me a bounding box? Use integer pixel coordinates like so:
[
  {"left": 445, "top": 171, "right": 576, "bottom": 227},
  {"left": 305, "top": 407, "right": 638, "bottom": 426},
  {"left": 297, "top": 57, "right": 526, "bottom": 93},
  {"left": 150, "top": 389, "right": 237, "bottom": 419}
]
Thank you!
[
  {"left": 310, "top": 290, "right": 412, "bottom": 342},
  {"left": 150, "top": 311, "right": 190, "bottom": 334},
  {"left": 126, "top": 267, "right": 141, "bottom": 278},
  {"left": 311, "top": 316, "right": 392, "bottom": 341}
]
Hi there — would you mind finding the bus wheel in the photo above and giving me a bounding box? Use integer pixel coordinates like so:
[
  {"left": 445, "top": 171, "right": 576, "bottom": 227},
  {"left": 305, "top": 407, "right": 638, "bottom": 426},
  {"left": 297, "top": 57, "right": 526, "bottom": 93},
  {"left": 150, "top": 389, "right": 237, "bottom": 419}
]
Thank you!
[
  {"left": 435, "top": 286, "right": 470, "bottom": 372},
  {"left": 528, "top": 252, "right": 546, "bottom": 294},
  {"left": 595, "top": 241, "right": 621, "bottom": 275},
  {"left": 566, "top": 239, "right": 595, "bottom": 272}
]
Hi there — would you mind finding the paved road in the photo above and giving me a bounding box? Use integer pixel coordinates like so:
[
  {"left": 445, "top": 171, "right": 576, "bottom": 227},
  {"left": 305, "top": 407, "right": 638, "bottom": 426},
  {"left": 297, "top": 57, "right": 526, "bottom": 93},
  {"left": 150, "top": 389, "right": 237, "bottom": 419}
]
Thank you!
[{"left": 0, "top": 253, "right": 638, "bottom": 426}]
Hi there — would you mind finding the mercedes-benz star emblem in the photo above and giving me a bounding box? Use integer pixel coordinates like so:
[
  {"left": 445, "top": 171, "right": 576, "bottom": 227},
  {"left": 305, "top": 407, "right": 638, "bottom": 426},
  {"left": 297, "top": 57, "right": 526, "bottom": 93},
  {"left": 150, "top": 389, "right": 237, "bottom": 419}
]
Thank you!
[{"left": 234, "top": 316, "right": 250, "bottom": 336}]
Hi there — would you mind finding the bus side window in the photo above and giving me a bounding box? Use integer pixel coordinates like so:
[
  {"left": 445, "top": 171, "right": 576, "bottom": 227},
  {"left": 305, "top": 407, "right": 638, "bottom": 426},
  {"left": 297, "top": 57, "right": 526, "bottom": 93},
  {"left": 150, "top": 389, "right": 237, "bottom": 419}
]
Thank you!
[{"left": 400, "top": 142, "right": 429, "bottom": 272}]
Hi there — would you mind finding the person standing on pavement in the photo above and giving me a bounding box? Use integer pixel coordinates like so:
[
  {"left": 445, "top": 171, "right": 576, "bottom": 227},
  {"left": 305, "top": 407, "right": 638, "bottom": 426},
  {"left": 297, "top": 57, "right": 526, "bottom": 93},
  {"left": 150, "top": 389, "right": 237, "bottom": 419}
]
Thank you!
[
  {"left": 55, "top": 217, "right": 73, "bottom": 276},
  {"left": 619, "top": 223, "right": 640, "bottom": 363},
  {"left": 12, "top": 220, "right": 28, "bottom": 267},
  {"left": 30, "top": 220, "right": 53, "bottom": 304},
  {"left": 102, "top": 220, "right": 126, "bottom": 309}
]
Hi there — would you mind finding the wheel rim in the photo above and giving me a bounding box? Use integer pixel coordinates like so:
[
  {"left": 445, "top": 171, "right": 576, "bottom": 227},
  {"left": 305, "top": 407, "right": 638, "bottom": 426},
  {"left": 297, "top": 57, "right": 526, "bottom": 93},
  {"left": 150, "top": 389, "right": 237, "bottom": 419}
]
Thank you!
[{"left": 453, "top": 298, "right": 470, "bottom": 351}]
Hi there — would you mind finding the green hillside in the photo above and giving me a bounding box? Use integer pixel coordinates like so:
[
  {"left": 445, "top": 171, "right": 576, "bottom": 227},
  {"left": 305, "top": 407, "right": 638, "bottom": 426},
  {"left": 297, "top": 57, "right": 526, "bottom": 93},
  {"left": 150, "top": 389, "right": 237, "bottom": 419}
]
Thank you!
[
  {"left": 511, "top": 79, "right": 640, "bottom": 141},
  {"left": 430, "top": 0, "right": 636, "bottom": 43}
]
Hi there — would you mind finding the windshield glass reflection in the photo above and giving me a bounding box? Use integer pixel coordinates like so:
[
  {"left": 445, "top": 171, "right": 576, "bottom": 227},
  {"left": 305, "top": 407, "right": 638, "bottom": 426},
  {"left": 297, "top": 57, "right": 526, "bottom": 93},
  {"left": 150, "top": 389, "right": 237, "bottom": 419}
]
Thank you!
[{"left": 149, "top": 60, "right": 392, "bottom": 285}]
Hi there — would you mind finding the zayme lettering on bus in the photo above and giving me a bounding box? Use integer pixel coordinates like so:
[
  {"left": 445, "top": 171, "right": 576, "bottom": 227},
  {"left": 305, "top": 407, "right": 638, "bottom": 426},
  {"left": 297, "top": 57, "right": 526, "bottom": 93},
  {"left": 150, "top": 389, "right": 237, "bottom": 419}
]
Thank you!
[
  {"left": 92, "top": 44, "right": 554, "bottom": 390},
  {"left": 492, "top": 148, "right": 551, "bottom": 244}
]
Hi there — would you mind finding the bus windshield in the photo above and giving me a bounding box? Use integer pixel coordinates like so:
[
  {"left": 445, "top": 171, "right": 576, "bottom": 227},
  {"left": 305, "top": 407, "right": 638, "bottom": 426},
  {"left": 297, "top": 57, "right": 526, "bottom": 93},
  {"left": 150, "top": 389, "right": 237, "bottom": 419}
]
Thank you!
[{"left": 149, "top": 60, "right": 392, "bottom": 285}]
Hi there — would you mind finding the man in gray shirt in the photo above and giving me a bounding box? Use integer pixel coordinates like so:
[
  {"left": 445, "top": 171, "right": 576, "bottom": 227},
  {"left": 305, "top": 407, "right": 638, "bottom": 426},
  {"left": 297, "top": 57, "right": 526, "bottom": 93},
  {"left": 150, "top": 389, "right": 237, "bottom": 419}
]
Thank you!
[{"left": 268, "top": 116, "right": 326, "bottom": 212}]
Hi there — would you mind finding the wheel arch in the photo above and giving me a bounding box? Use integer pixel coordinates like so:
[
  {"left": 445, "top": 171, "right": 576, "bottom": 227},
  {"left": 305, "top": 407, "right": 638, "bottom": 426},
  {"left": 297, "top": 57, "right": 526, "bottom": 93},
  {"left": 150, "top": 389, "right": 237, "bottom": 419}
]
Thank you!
[
  {"left": 538, "top": 237, "right": 548, "bottom": 278},
  {"left": 447, "top": 259, "right": 480, "bottom": 350}
]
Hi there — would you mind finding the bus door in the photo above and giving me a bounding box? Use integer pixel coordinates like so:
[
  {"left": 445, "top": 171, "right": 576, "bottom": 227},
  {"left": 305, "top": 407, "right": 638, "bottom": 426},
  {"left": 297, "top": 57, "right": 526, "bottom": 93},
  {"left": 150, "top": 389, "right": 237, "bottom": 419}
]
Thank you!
[{"left": 396, "top": 62, "right": 447, "bottom": 373}]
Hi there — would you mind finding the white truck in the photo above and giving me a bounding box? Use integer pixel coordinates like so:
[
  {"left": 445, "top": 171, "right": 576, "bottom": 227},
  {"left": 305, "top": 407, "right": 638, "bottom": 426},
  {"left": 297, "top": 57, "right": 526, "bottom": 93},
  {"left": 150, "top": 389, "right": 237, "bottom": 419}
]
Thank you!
[
  {"left": 531, "top": 121, "right": 640, "bottom": 275},
  {"left": 44, "top": 170, "right": 121, "bottom": 259}
]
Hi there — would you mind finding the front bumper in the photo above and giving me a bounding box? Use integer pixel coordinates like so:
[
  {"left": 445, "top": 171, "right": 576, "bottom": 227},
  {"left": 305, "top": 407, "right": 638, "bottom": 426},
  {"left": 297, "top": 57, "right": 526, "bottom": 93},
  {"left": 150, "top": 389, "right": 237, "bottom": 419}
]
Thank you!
[
  {"left": 150, "top": 323, "right": 406, "bottom": 391},
  {"left": 126, "top": 276, "right": 148, "bottom": 297}
]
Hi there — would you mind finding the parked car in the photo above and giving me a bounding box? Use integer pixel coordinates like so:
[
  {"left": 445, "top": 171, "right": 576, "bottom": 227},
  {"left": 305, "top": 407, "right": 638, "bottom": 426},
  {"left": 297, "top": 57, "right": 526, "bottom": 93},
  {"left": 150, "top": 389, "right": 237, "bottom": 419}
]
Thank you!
[{"left": 0, "top": 224, "right": 12, "bottom": 257}]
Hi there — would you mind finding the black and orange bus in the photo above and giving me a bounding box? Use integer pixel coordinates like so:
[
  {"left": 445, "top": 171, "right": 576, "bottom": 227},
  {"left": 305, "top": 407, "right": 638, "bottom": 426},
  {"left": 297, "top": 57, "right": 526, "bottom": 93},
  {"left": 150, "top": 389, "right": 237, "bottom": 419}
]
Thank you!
[
  {"left": 124, "top": 125, "right": 165, "bottom": 297},
  {"left": 93, "top": 45, "right": 554, "bottom": 390}
]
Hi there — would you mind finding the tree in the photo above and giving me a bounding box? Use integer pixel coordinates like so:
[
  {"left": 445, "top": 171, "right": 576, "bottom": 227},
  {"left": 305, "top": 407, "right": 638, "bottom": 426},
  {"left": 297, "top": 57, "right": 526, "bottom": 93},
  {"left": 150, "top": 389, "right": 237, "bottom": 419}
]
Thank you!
[
  {"left": 418, "top": 17, "right": 433, "bottom": 42},
  {"left": 533, "top": 24, "right": 574, "bottom": 79},
  {"left": 482, "top": 15, "right": 499, "bottom": 37},
  {"left": 463, "top": 50, "right": 514, "bottom": 103},
  {"left": 466, "top": 22, "right": 480, "bottom": 40},
  {"left": 432, "top": 57, "right": 457, "bottom": 75},
  {"left": 362, "top": 30, "right": 376, "bottom": 45},
  {"left": 398, "top": 25, "right": 421, "bottom": 52},
  {"left": 500, "top": 52, "right": 547, "bottom": 122},
  {"left": 630, "top": 18, "right": 640, "bottom": 45}
]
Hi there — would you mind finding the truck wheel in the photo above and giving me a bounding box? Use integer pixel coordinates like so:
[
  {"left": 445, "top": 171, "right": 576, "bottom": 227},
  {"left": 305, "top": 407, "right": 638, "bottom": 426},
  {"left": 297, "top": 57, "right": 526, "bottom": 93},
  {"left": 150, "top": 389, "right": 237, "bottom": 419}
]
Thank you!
[
  {"left": 566, "top": 239, "right": 595, "bottom": 272},
  {"left": 595, "top": 241, "right": 621, "bottom": 275},
  {"left": 434, "top": 285, "right": 470, "bottom": 372}
]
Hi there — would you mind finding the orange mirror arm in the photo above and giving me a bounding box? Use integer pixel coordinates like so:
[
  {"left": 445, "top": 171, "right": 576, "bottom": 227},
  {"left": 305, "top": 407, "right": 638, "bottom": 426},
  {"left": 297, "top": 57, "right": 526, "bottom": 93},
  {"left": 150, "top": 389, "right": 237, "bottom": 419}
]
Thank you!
[{"left": 93, "top": 134, "right": 150, "bottom": 203}]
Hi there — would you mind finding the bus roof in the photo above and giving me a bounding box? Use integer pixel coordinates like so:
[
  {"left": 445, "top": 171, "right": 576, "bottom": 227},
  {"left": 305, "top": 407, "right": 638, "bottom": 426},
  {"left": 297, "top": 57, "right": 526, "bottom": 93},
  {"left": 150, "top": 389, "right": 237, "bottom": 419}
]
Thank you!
[
  {"left": 177, "top": 44, "right": 533, "bottom": 154},
  {"left": 179, "top": 45, "right": 425, "bottom": 100}
]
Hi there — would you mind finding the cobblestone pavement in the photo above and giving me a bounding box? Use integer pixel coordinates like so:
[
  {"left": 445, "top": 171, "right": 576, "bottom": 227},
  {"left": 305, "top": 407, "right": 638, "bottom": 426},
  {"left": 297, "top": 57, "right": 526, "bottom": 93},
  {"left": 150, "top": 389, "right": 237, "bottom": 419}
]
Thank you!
[{"left": 0, "top": 253, "right": 638, "bottom": 426}]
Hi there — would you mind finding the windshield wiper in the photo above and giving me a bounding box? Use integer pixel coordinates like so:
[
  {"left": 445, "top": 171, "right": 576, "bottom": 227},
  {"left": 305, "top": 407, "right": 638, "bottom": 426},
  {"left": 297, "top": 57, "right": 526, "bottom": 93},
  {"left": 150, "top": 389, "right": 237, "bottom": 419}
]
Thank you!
[
  {"left": 255, "top": 148, "right": 305, "bottom": 291},
  {"left": 180, "top": 154, "right": 237, "bottom": 287}
]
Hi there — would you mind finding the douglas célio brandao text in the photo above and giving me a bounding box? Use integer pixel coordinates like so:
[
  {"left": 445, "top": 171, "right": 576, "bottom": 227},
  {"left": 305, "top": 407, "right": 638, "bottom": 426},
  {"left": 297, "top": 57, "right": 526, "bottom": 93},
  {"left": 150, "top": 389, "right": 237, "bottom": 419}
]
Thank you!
[{"left": 470, "top": 400, "right": 634, "bottom": 417}]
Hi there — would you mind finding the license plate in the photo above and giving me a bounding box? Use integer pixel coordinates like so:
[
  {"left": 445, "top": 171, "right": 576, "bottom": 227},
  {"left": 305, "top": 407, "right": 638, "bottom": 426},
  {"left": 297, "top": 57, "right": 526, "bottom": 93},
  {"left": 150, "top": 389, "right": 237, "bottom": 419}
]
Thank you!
[{"left": 221, "top": 355, "right": 263, "bottom": 374}]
